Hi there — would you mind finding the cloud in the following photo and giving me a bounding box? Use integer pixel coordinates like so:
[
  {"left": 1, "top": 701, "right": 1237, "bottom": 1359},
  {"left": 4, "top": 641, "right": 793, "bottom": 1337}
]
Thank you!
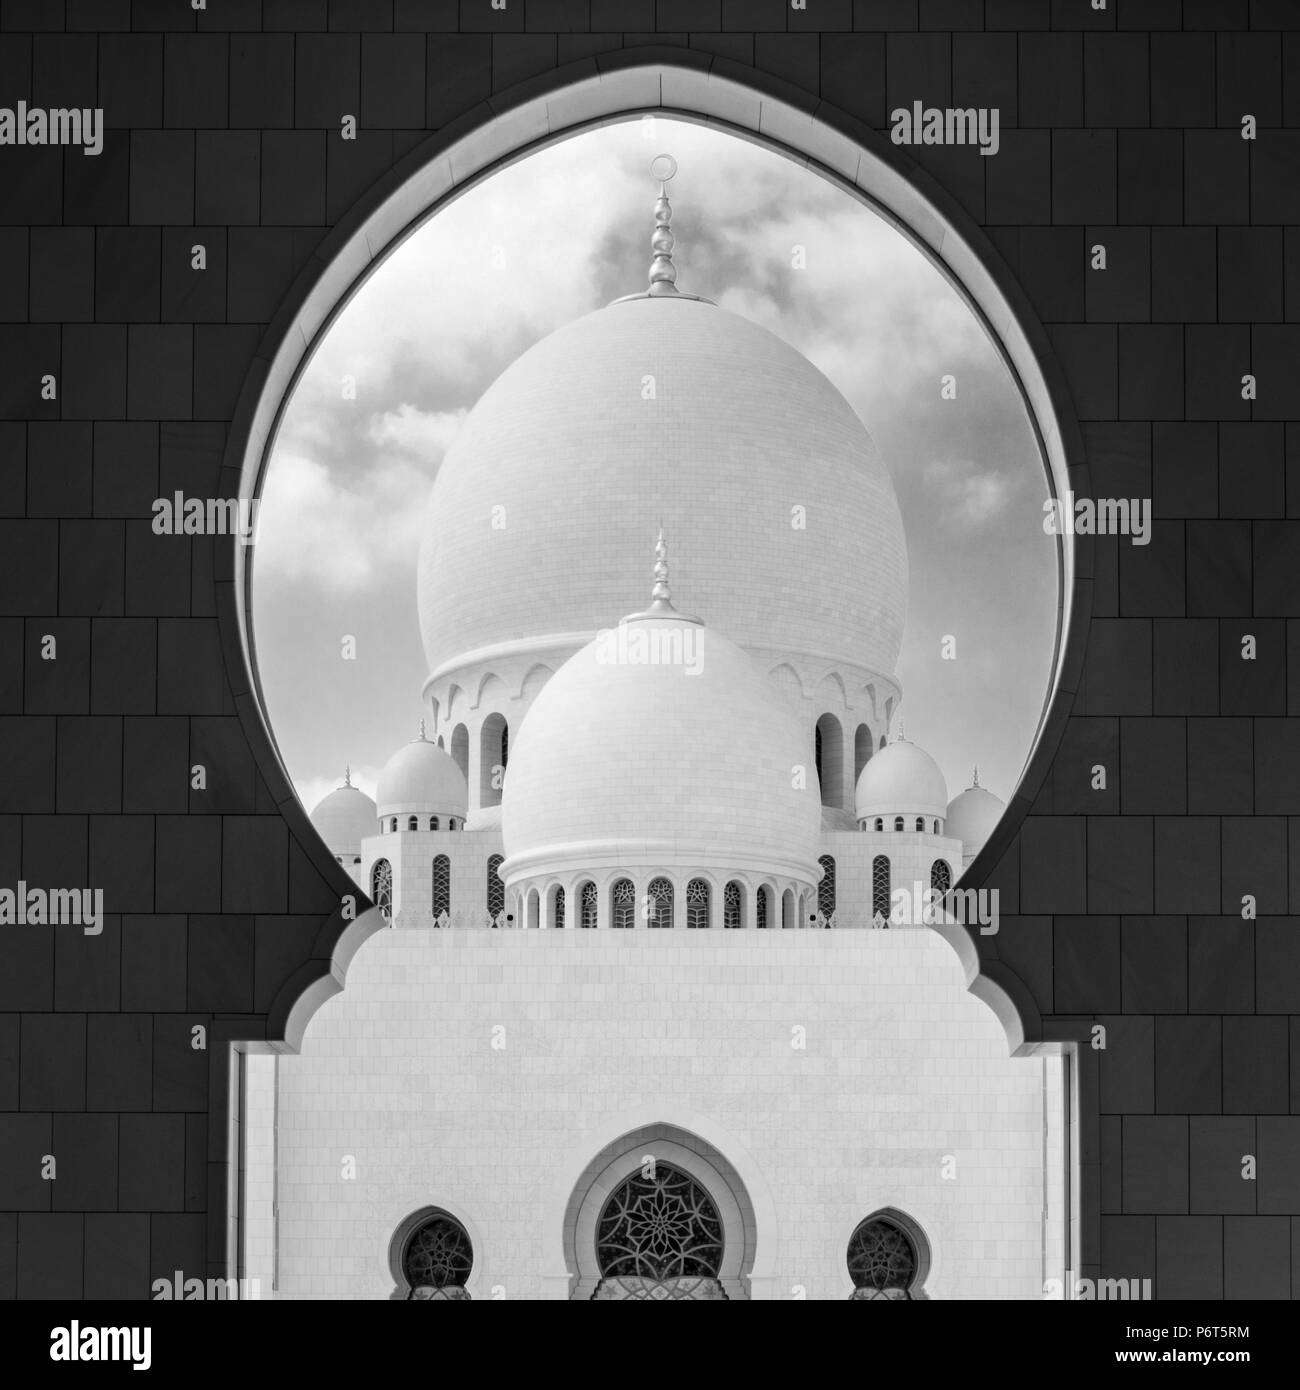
[
  {"left": 255, "top": 450, "right": 437, "bottom": 595},
  {"left": 920, "top": 457, "right": 1015, "bottom": 527},
  {"left": 297, "top": 764, "right": 383, "bottom": 817},
  {"left": 368, "top": 404, "right": 466, "bottom": 458}
]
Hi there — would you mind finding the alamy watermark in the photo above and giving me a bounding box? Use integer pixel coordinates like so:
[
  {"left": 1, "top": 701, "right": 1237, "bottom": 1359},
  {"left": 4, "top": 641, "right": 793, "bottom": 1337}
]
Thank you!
[
  {"left": 0, "top": 102, "right": 103, "bottom": 157},
  {"left": 594, "top": 622, "right": 705, "bottom": 676},
  {"left": 890, "top": 881, "right": 1000, "bottom": 935},
  {"left": 1043, "top": 493, "right": 1152, "bottom": 545},
  {"left": 0, "top": 883, "right": 103, "bottom": 935},
  {"left": 152, "top": 491, "right": 260, "bottom": 545},
  {"left": 890, "top": 102, "right": 1000, "bottom": 156}
]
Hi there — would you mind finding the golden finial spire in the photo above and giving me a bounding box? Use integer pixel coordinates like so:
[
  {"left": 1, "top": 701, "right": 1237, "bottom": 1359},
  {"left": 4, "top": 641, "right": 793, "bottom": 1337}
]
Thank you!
[
  {"left": 648, "top": 153, "right": 679, "bottom": 296},
  {"left": 344, "top": 764, "right": 351, "bottom": 788}
]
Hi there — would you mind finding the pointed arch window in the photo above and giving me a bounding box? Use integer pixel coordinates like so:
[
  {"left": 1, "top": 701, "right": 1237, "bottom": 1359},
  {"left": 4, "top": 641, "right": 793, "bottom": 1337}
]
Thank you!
[
  {"left": 371, "top": 859, "right": 392, "bottom": 922},
  {"left": 580, "top": 880, "right": 598, "bottom": 929},
  {"left": 817, "top": 854, "right": 836, "bottom": 920},
  {"left": 401, "top": 1213, "right": 473, "bottom": 1300},
  {"left": 756, "top": 885, "right": 770, "bottom": 930},
  {"left": 686, "top": 878, "right": 710, "bottom": 929},
  {"left": 432, "top": 855, "right": 450, "bottom": 919},
  {"left": 647, "top": 877, "right": 673, "bottom": 929},
  {"left": 554, "top": 884, "right": 565, "bottom": 930},
  {"left": 723, "top": 881, "right": 742, "bottom": 929},
  {"left": 847, "top": 1215, "right": 924, "bottom": 1300},
  {"left": 486, "top": 853, "right": 504, "bottom": 919},
  {"left": 930, "top": 859, "right": 952, "bottom": 895},
  {"left": 872, "top": 855, "right": 891, "bottom": 922},
  {"left": 594, "top": 1163, "right": 724, "bottom": 1299},
  {"left": 611, "top": 878, "right": 636, "bottom": 929}
]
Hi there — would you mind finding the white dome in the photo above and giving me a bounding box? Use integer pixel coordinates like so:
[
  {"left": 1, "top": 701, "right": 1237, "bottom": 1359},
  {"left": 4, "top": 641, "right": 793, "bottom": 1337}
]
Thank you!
[
  {"left": 417, "top": 296, "right": 906, "bottom": 686},
  {"left": 376, "top": 734, "right": 468, "bottom": 819},
  {"left": 946, "top": 779, "right": 1006, "bottom": 856},
  {"left": 855, "top": 737, "right": 949, "bottom": 820},
  {"left": 309, "top": 781, "right": 377, "bottom": 858},
  {"left": 500, "top": 606, "right": 821, "bottom": 884}
]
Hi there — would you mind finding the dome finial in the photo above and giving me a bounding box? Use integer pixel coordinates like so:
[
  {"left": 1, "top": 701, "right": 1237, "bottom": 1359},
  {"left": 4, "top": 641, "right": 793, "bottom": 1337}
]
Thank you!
[
  {"left": 417, "top": 717, "right": 426, "bottom": 741},
  {"left": 343, "top": 763, "right": 351, "bottom": 788},
  {"left": 647, "top": 153, "right": 679, "bottom": 297},
  {"left": 896, "top": 719, "right": 906, "bottom": 742},
  {"left": 648, "top": 526, "right": 676, "bottom": 613},
  {"left": 973, "top": 764, "right": 980, "bottom": 788}
]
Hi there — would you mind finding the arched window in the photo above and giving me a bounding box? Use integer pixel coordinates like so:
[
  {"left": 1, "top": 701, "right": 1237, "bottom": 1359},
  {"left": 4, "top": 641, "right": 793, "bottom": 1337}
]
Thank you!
[
  {"left": 401, "top": 1212, "right": 473, "bottom": 1300},
  {"left": 874, "top": 817, "right": 883, "bottom": 832},
  {"left": 915, "top": 816, "right": 924, "bottom": 832},
  {"left": 408, "top": 815, "right": 418, "bottom": 832},
  {"left": 817, "top": 855, "right": 836, "bottom": 920},
  {"left": 847, "top": 1215, "right": 922, "bottom": 1300},
  {"left": 579, "top": 880, "right": 598, "bottom": 929},
  {"left": 893, "top": 816, "right": 904, "bottom": 832},
  {"left": 429, "top": 816, "right": 439, "bottom": 831},
  {"left": 686, "top": 878, "right": 709, "bottom": 929},
  {"left": 595, "top": 1163, "right": 724, "bottom": 1297},
  {"left": 371, "top": 859, "right": 392, "bottom": 922},
  {"left": 554, "top": 884, "right": 565, "bottom": 930},
  {"left": 479, "top": 714, "right": 508, "bottom": 808},
  {"left": 854, "top": 722, "right": 873, "bottom": 785},
  {"left": 611, "top": 878, "right": 636, "bottom": 929},
  {"left": 486, "top": 854, "right": 504, "bottom": 920},
  {"left": 930, "top": 859, "right": 952, "bottom": 894},
  {"left": 756, "top": 885, "right": 770, "bottom": 930},
  {"left": 390, "top": 817, "right": 398, "bottom": 833},
  {"left": 432, "top": 855, "right": 450, "bottom": 919},
  {"left": 647, "top": 877, "right": 673, "bottom": 929},
  {"left": 872, "top": 855, "right": 891, "bottom": 922},
  {"left": 815, "top": 712, "right": 844, "bottom": 808},
  {"left": 781, "top": 887, "right": 795, "bottom": 930},
  {"left": 450, "top": 723, "right": 469, "bottom": 782},
  {"left": 724, "top": 881, "right": 742, "bottom": 929}
]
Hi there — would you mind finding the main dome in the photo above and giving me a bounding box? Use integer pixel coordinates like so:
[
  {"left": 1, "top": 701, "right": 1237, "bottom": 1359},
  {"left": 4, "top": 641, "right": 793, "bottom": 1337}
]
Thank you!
[
  {"left": 417, "top": 296, "right": 906, "bottom": 684},
  {"left": 499, "top": 609, "right": 822, "bottom": 885}
]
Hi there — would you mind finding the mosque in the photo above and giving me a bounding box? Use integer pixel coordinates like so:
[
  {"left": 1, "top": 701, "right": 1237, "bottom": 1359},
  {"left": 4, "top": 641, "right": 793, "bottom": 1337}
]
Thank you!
[{"left": 240, "top": 159, "right": 1070, "bottom": 1301}]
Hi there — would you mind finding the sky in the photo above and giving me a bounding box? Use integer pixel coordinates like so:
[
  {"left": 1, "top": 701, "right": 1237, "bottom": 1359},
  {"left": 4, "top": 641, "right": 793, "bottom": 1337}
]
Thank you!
[{"left": 252, "top": 116, "right": 1058, "bottom": 817}]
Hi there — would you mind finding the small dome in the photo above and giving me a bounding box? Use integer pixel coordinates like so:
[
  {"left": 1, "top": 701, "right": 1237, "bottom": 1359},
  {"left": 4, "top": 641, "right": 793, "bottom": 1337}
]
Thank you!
[
  {"left": 376, "top": 730, "right": 468, "bottom": 819},
  {"left": 946, "top": 775, "right": 1006, "bottom": 857},
  {"left": 855, "top": 735, "right": 948, "bottom": 820},
  {"left": 500, "top": 577, "right": 820, "bottom": 885},
  {"left": 309, "top": 777, "right": 377, "bottom": 859}
]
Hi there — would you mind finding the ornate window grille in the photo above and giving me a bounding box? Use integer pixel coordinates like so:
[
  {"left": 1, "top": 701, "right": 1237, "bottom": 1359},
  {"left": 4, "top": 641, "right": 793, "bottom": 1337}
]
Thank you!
[
  {"left": 930, "top": 859, "right": 952, "bottom": 895},
  {"left": 579, "top": 880, "right": 598, "bottom": 929},
  {"left": 647, "top": 876, "right": 673, "bottom": 929},
  {"left": 595, "top": 1163, "right": 724, "bottom": 1286},
  {"left": 723, "top": 881, "right": 742, "bottom": 929},
  {"left": 402, "top": 1213, "right": 473, "bottom": 1298},
  {"left": 486, "top": 854, "right": 504, "bottom": 918},
  {"left": 847, "top": 1217, "right": 919, "bottom": 1299},
  {"left": 611, "top": 878, "right": 636, "bottom": 929},
  {"left": 500, "top": 722, "right": 508, "bottom": 768},
  {"left": 432, "top": 855, "right": 450, "bottom": 919},
  {"left": 371, "top": 859, "right": 392, "bottom": 922},
  {"left": 554, "top": 885, "right": 565, "bottom": 930},
  {"left": 817, "top": 855, "right": 836, "bottom": 919},
  {"left": 871, "top": 855, "right": 891, "bottom": 921},
  {"left": 756, "top": 886, "right": 768, "bottom": 930},
  {"left": 686, "top": 878, "right": 709, "bottom": 929}
]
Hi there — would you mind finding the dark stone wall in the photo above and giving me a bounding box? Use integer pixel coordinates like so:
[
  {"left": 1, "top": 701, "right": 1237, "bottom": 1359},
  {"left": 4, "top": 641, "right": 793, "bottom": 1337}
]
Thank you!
[{"left": 0, "top": 0, "right": 1297, "bottom": 1300}]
